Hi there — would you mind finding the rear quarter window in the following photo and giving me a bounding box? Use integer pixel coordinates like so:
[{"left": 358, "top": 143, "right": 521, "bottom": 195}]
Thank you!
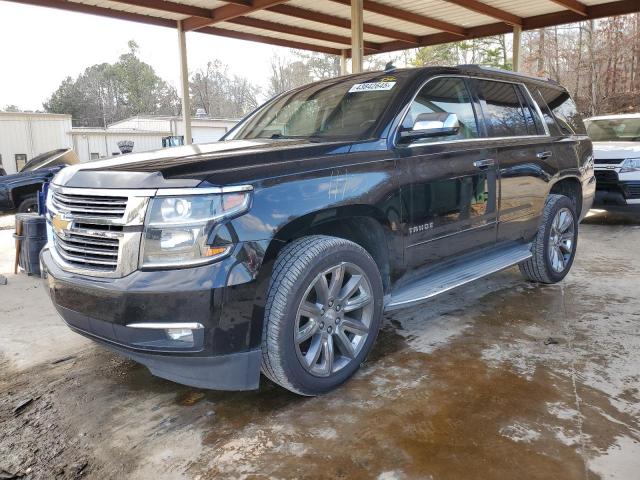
[{"left": 538, "top": 87, "right": 586, "bottom": 135}]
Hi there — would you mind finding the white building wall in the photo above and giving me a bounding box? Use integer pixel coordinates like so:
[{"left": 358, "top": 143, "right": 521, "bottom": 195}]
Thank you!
[
  {"left": 0, "top": 113, "right": 72, "bottom": 174},
  {"left": 108, "top": 117, "right": 170, "bottom": 131},
  {"left": 109, "top": 115, "right": 238, "bottom": 144},
  {"left": 71, "top": 130, "right": 168, "bottom": 162},
  {"left": 0, "top": 113, "right": 239, "bottom": 173},
  {"left": 190, "top": 126, "right": 228, "bottom": 144}
]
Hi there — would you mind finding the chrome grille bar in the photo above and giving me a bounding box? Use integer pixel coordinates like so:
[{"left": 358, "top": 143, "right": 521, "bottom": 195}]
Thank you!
[
  {"left": 55, "top": 236, "right": 118, "bottom": 257},
  {"left": 51, "top": 190, "right": 128, "bottom": 218},
  {"left": 53, "top": 194, "right": 128, "bottom": 206},
  {"left": 55, "top": 247, "right": 119, "bottom": 267}
]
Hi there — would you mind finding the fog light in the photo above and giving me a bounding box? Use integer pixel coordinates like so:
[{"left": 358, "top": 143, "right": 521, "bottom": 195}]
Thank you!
[{"left": 166, "top": 328, "right": 194, "bottom": 343}]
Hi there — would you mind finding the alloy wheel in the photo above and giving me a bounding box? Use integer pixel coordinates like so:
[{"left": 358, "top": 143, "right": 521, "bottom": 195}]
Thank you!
[
  {"left": 548, "top": 207, "right": 575, "bottom": 273},
  {"left": 294, "top": 262, "right": 374, "bottom": 377}
]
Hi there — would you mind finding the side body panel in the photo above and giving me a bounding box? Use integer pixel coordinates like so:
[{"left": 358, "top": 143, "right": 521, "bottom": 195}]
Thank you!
[
  {"left": 494, "top": 137, "right": 558, "bottom": 242},
  {"left": 395, "top": 141, "right": 498, "bottom": 270},
  {"left": 0, "top": 166, "right": 61, "bottom": 210}
]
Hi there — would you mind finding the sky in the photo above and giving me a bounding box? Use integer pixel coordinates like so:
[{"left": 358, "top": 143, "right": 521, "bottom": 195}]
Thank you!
[{"left": 0, "top": 2, "right": 284, "bottom": 110}]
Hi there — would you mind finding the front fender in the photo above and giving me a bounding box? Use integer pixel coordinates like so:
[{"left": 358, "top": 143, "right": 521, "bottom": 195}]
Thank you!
[{"left": 227, "top": 159, "right": 398, "bottom": 245}]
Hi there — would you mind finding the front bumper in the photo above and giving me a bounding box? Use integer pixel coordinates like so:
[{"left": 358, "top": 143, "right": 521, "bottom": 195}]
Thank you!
[
  {"left": 581, "top": 174, "right": 596, "bottom": 220},
  {"left": 40, "top": 241, "right": 270, "bottom": 390},
  {"left": 594, "top": 169, "right": 640, "bottom": 205}
]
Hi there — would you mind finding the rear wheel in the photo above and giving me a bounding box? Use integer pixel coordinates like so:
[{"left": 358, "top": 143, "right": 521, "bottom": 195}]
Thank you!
[
  {"left": 261, "top": 235, "right": 383, "bottom": 395},
  {"left": 519, "top": 194, "right": 578, "bottom": 284}
]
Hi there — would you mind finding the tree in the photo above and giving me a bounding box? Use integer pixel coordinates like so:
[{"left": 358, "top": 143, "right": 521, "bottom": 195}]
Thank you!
[
  {"left": 412, "top": 43, "right": 459, "bottom": 67},
  {"left": 44, "top": 40, "right": 180, "bottom": 127},
  {"left": 519, "top": 13, "right": 640, "bottom": 115},
  {"left": 190, "top": 60, "right": 259, "bottom": 118},
  {"left": 267, "top": 53, "right": 312, "bottom": 97},
  {"left": 293, "top": 51, "right": 340, "bottom": 79},
  {"left": 411, "top": 36, "right": 510, "bottom": 69},
  {"left": 2, "top": 105, "right": 20, "bottom": 112}
]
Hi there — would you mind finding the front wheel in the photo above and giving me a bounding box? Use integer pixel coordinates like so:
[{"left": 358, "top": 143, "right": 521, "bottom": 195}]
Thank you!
[
  {"left": 519, "top": 194, "right": 578, "bottom": 284},
  {"left": 261, "top": 235, "right": 384, "bottom": 396},
  {"left": 17, "top": 194, "right": 38, "bottom": 213}
]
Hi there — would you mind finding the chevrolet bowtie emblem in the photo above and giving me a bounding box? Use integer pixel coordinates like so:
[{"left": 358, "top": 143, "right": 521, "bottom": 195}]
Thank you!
[{"left": 51, "top": 214, "right": 71, "bottom": 235}]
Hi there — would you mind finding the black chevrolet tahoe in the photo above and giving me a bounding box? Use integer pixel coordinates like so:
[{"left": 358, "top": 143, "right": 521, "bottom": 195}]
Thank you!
[{"left": 41, "top": 66, "right": 595, "bottom": 395}]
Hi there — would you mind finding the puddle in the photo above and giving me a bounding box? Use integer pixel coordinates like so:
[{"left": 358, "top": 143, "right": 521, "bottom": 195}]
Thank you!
[{"left": 1, "top": 222, "right": 639, "bottom": 479}]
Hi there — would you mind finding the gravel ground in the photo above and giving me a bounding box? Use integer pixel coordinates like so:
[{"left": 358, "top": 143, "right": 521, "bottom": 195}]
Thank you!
[{"left": 0, "top": 209, "right": 639, "bottom": 480}]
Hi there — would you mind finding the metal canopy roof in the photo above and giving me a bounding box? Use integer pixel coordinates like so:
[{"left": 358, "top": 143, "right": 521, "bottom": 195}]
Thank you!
[{"left": 8, "top": 0, "right": 640, "bottom": 56}]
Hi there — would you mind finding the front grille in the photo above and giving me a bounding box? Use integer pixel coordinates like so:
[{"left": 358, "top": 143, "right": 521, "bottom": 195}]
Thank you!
[
  {"left": 595, "top": 158, "right": 624, "bottom": 165},
  {"left": 53, "top": 230, "right": 120, "bottom": 270},
  {"left": 47, "top": 186, "right": 151, "bottom": 277},
  {"left": 624, "top": 183, "right": 640, "bottom": 199},
  {"left": 595, "top": 170, "right": 619, "bottom": 186},
  {"left": 51, "top": 191, "right": 128, "bottom": 218}
]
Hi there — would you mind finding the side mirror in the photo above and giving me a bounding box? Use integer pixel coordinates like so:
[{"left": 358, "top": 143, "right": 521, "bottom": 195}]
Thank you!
[{"left": 399, "top": 112, "right": 460, "bottom": 142}]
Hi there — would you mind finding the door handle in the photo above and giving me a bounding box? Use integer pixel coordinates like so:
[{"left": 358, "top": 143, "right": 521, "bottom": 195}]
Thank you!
[
  {"left": 473, "top": 159, "right": 495, "bottom": 169},
  {"left": 537, "top": 151, "right": 553, "bottom": 160}
]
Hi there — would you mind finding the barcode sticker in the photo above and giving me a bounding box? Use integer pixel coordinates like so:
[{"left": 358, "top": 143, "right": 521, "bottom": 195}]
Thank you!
[{"left": 348, "top": 82, "right": 396, "bottom": 93}]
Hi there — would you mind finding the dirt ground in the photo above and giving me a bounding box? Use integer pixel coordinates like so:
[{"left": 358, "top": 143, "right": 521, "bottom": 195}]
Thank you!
[{"left": 1, "top": 209, "right": 639, "bottom": 480}]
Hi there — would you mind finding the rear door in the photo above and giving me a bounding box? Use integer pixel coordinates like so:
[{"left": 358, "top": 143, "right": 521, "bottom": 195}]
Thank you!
[
  {"left": 394, "top": 76, "right": 498, "bottom": 270},
  {"left": 473, "top": 78, "right": 556, "bottom": 243}
]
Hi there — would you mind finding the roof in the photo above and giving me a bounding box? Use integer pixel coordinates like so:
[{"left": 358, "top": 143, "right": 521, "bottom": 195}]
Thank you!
[
  {"left": 292, "top": 65, "right": 563, "bottom": 92},
  {"left": 70, "top": 127, "right": 172, "bottom": 135},
  {"left": 0, "top": 111, "right": 72, "bottom": 120},
  {"left": 108, "top": 115, "right": 240, "bottom": 126},
  {"left": 7, "top": 0, "right": 640, "bottom": 56}
]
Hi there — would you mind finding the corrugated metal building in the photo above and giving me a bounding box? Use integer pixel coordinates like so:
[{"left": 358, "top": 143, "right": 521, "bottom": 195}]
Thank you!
[
  {"left": 0, "top": 112, "right": 73, "bottom": 174},
  {"left": 107, "top": 115, "right": 238, "bottom": 144},
  {"left": 70, "top": 128, "right": 172, "bottom": 162},
  {"left": 0, "top": 112, "right": 239, "bottom": 174}
]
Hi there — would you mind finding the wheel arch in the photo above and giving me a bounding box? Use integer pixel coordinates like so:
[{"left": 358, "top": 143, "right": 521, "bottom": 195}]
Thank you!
[
  {"left": 259, "top": 204, "right": 395, "bottom": 293},
  {"left": 11, "top": 183, "right": 42, "bottom": 205},
  {"left": 549, "top": 176, "right": 583, "bottom": 218}
]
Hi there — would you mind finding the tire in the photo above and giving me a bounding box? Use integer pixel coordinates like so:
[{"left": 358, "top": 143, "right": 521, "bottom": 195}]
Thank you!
[
  {"left": 17, "top": 195, "right": 38, "bottom": 213},
  {"left": 261, "top": 235, "right": 384, "bottom": 396},
  {"left": 519, "top": 194, "right": 578, "bottom": 284}
]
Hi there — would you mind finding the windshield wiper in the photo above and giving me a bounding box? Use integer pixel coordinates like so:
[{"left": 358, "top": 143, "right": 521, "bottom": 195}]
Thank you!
[
  {"left": 269, "top": 133, "right": 303, "bottom": 139},
  {"left": 265, "top": 132, "right": 326, "bottom": 142}
]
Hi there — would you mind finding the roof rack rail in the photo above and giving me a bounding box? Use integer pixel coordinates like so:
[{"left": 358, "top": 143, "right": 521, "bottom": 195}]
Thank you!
[{"left": 456, "top": 64, "right": 560, "bottom": 85}]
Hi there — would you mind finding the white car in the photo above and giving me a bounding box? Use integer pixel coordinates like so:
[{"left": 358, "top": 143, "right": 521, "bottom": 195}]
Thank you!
[{"left": 585, "top": 114, "right": 640, "bottom": 206}]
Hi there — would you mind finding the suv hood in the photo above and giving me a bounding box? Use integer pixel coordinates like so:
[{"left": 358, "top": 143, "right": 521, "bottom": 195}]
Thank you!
[
  {"left": 592, "top": 141, "right": 640, "bottom": 160},
  {"left": 54, "top": 138, "right": 355, "bottom": 189}
]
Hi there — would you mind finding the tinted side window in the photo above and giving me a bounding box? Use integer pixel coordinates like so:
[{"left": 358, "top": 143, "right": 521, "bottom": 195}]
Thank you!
[
  {"left": 516, "top": 86, "right": 544, "bottom": 135},
  {"left": 538, "top": 87, "right": 586, "bottom": 135},
  {"left": 477, "top": 80, "right": 531, "bottom": 137},
  {"left": 532, "top": 89, "right": 562, "bottom": 136},
  {"left": 403, "top": 77, "right": 479, "bottom": 143}
]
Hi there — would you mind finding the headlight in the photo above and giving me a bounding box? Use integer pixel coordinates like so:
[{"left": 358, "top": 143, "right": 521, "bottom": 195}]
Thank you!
[
  {"left": 620, "top": 158, "right": 640, "bottom": 173},
  {"left": 140, "top": 187, "right": 252, "bottom": 268}
]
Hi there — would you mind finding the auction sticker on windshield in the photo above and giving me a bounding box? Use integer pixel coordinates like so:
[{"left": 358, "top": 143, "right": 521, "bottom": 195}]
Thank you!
[{"left": 348, "top": 81, "right": 396, "bottom": 93}]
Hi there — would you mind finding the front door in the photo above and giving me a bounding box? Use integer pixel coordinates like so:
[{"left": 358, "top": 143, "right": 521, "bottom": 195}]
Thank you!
[{"left": 395, "top": 76, "right": 498, "bottom": 270}]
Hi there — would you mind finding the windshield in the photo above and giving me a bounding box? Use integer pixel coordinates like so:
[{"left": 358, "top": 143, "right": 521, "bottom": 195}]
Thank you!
[
  {"left": 226, "top": 76, "right": 404, "bottom": 141},
  {"left": 585, "top": 118, "right": 640, "bottom": 142}
]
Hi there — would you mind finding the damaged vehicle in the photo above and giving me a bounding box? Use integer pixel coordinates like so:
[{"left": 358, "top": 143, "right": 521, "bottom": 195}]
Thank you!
[
  {"left": 0, "top": 148, "right": 79, "bottom": 213},
  {"left": 41, "top": 66, "right": 594, "bottom": 395}
]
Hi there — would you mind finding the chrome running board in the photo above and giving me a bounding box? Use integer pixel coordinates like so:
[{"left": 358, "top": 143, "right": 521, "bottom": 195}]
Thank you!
[{"left": 385, "top": 243, "right": 532, "bottom": 311}]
